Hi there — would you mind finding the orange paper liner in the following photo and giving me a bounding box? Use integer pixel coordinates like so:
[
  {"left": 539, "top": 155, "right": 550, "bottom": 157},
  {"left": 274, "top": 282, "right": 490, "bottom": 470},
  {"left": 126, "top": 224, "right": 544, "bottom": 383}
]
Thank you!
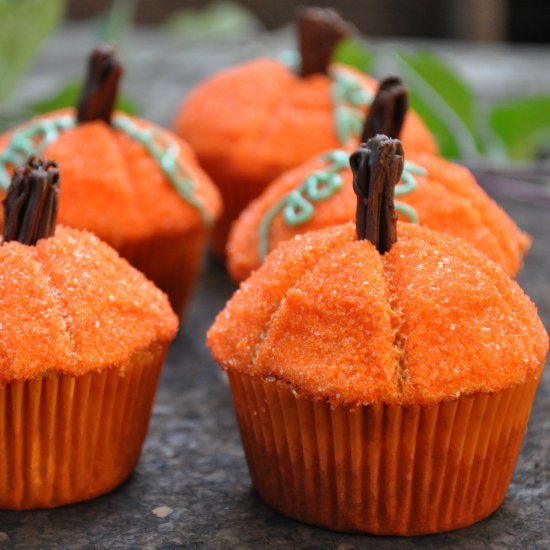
[
  {"left": 228, "top": 369, "right": 542, "bottom": 535},
  {"left": 211, "top": 176, "right": 264, "bottom": 259},
  {"left": 0, "top": 344, "right": 167, "bottom": 510},
  {"left": 118, "top": 226, "right": 208, "bottom": 317}
]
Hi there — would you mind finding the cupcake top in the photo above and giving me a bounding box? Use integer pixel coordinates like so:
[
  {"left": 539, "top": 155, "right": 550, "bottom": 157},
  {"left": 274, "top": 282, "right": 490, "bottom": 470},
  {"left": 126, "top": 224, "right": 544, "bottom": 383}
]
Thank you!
[
  {"left": 0, "top": 158, "right": 178, "bottom": 385},
  {"left": 227, "top": 150, "right": 530, "bottom": 281},
  {"left": 174, "top": 8, "right": 437, "bottom": 189},
  {"left": 227, "top": 77, "right": 530, "bottom": 280},
  {"left": 0, "top": 45, "right": 222, "bottom": 248},
  {"left": 209, "top": 137, "right": 548, "bottom": 407}
]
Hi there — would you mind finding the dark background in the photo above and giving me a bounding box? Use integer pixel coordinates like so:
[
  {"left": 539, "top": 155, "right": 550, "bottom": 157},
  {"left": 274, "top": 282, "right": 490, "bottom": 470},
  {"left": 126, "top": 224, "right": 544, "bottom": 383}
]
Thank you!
[{"left": 67, "top": 0, "right": 549, "bottom": 42}]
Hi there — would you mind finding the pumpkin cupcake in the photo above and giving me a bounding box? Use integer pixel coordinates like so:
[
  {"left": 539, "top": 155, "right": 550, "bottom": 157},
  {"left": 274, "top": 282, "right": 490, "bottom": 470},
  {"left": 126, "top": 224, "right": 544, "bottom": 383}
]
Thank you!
[
  {"left": 227, "top": 76, "right": 530, "bottom": 281},
  {"left": 208, "top": 136, "right": 548, "bottom": 535},
  {"left": 0, "top": 157, "right": 178, "bottom": 510},
  {"left": 174, "top": 8, "right": 437, "bottom": 256},
  {"left": 0, "top": 45, "right": 222, "bottom": 315}
]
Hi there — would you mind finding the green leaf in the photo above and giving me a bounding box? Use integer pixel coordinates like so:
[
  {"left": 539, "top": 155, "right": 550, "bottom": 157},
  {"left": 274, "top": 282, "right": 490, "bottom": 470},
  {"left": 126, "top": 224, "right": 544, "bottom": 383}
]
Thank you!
[
  {"left": 489, "top": 96, "right": 550, "bottom": 160},
  {"left": 332, "top": 37, "right": 375, "bottom": 75},
  {"left": 396, "top": 50, "right": 481, "bottom": 160},
  {"left": 28, "top": 79, "right": 139, "bottom": 116},
  {"left": 95, "top": 0, "right": 137, "bottom": 44},
  {"left": 0, "top": 0, "right": 66, "bottom": 103},
  {"left": 165, "top": 1, "right": 259, "bottom": 40}
]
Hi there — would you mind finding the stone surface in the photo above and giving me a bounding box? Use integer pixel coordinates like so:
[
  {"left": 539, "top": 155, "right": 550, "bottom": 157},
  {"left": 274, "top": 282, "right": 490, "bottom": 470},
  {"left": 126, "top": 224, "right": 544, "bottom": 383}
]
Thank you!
[
  {"left": 0, "top": 198, "right": 548, "bottom": 550},
  {"left": 0, "top": 25, "right": 548, "bottom": 550}
]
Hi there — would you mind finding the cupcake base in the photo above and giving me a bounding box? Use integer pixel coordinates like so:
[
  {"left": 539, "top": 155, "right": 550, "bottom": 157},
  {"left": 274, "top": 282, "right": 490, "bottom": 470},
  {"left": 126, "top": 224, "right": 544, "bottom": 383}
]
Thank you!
[
  {"left": 228, "top": 370, "right": 542, "bottom": 535},
  {"left": 118, "top": 226, "right": 207, "bottom": 317},
  {"left": 0, "top": 344, "right": 167, "bottom": 510},
  {"left": 208, "top": 171, "right": 270, "bottom": 259}
]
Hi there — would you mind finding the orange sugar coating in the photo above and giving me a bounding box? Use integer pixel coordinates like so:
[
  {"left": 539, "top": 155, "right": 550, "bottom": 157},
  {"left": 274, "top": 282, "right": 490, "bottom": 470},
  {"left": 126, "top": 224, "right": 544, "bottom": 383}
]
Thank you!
[
  {"left": 0, "top": 226, "right": 178, "bottom": 384},
  {"left": 211, "top": 224, "right": 353, "bottom": 372},
  {"left": 411, "top": 152, "right": 531, "bottom": 274},
  {"left": 174, "top": 59, "right": 437, "bottom": 194},
  {"left": 400, "top": 110, "right": 438, "bottom": 157},
  {"left": 227, "top": 155, "right": 357, "bottom": 281},
  {"left": 227, "top": 151, "right": 529, "bottom": 281},
  {"left": 209, "top": 222, "right": 548, "bottom": 406},
  {"left": 0, "top": 110, "right": 222, "bottom": 247},
  {"left": 255, "top": 240, "right": 399, "bottom": 403},
  {"left": 385, "top": 226, "right": 547, "bottom": 402}
]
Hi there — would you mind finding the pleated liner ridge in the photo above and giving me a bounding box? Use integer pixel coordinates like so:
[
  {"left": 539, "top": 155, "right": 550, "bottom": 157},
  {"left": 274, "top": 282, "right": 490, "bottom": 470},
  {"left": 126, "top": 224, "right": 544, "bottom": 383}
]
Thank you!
[
  {"left": 211, "top": 173, "right": 263, "bottom": 258},
  {"left": 117, "top": 225, "right": 208, "bottom": 317},
  {"left": 228, "top": 368, "right": 543, "bottom": 535},
  {"left": 0, "top": 344, "right": 167, "bottom": 510}
]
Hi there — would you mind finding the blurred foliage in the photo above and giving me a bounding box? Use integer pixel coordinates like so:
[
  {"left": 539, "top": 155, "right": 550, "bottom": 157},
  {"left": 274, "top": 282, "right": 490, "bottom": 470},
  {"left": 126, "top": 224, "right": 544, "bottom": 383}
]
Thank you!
[
  {"left": 333, "top": 39, "right": 550, "bottom": 162},
  {"left": 0, "top": 0, "right": 138, "bottom": 122},
  {"left": 1, "top": 1, "right": 549, "bottom": 162},
  {"left": 29, "top": 79, "right": 139, "bottom": 116},
  {"left": 96, "top": 0, "right": 138, "bottom": 44},
  {"left": 24, "top": 0, "right": 142, "bottom": 117},
  {"left": 332, "top": 37, "right": 375, "bottom": 75},
  {"left": 0, "top": 0, "right": 66, "bottom": 103},
  {"left": 396, "top": 50, "right": 481, "bottom": 159},
  {"left": 166, "top": 1, "right": 260, "bottom": 40},
  {"left": 489, "top": 96, "right": 550, "bottom": 160}
]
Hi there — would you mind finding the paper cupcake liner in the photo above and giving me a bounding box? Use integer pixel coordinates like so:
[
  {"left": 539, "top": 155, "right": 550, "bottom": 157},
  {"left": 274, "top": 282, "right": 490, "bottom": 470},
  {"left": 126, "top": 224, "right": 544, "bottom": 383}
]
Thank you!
[
  {"left": 211, "top": 177, "right": 263, "bottom": 259},
  {"left": 228, "top": 369, "right": 542, "bottom": 535},
  {"left": 119, "top": 226, "right": 207, "bottom": 316},
  {"left": 0, "top": 344, "right": 167, "bottom": 510}
]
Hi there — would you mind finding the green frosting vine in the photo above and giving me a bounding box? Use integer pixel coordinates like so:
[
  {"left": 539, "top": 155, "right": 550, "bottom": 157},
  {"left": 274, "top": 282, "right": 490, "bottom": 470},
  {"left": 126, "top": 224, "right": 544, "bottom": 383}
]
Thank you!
[
  {"left": 258, "top": 149, "right": 349, "bottom": 260},
  {"left": 395, "top": 161, "right": 426, "bottom": 224},
  {"left": 258, "top": 152, "right": 426, "bottom": 261},
  {"left": 0, "top": 113, "right": 212, "bottom": 226},
  {"left": 112, "top": 114, "right": 212, "bottom": 226},
  {"left": 0, "top": 115, "right": 76, "bottom": 189},
  {"left": 278, "top": 51, "right": 374, "bottom": 146},
  {"left": 330, "top": 68, "right": 373, "bottom": 145}
]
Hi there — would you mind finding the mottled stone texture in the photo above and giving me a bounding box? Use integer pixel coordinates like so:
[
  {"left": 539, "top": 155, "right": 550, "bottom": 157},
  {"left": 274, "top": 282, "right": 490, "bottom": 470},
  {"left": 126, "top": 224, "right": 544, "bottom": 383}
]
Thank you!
[{"left": 0, "top": 26, "right": 549, "bottom": 550}]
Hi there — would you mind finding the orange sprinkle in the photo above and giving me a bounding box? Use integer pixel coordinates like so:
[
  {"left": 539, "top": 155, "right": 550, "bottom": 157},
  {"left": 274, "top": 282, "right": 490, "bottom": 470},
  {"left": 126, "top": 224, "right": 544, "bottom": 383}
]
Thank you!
[
  {"left": 210, "top": 222, "right": 548, "bottom": 406},
  {"left": 0, "top": 110, "right": 222, "bottom": 248},
  {"left": 227, "top": 151, "right": 530, "bottom": 281},
  {"left": 174, "top": 59, "right": 437, "bottom": 253},
  {"left": 0, "top": 226, "right": 178, "bottom": 384},
  {"left": 175, "top": 60, "right": 437, "bottom": 187}
]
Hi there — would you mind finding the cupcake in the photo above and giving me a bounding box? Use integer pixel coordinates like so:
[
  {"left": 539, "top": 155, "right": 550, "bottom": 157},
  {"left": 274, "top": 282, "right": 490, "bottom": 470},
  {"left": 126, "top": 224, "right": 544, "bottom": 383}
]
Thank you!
[
  {"left": 174, "top": 8, "right": 437, "bottom": 256},
  {"left": 208, "top": 136, "right": 548, "bottom": 535},
  {"left": 0, "top": 45, "right": 222, "bottom": 315},
  {"left": 227, "top": 76, "right": 529, "bottom": 281},
  {"left": 0, "top": 157, "right": 178, "bottom": 509}
]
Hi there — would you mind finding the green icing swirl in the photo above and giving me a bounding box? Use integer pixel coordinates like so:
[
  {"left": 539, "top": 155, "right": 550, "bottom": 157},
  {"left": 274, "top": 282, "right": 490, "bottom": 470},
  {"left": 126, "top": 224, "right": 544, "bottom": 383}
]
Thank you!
[
  {"left": 394, "top": 161, "right": 427, "bottom": 224},
  {"left": 0, "top": 115, "right": 76, "bottom": 189},
  {"left": 258, "top": 149, "right": 349, "bottom": 260},
  {"left": 277, "top": 51, "right": 373, "bottom": 145},
  {"left": 112, "top": 114, "right": 212, "bottom": 226},
  {"left": 258, "top": 153, "right": 427, "bottom": 261},
  {"left": 330, "top": 69, "right": 373, "bottom": 145},
  {"left": 0, "top": 113, "right": 212, "bottom": 226}
]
